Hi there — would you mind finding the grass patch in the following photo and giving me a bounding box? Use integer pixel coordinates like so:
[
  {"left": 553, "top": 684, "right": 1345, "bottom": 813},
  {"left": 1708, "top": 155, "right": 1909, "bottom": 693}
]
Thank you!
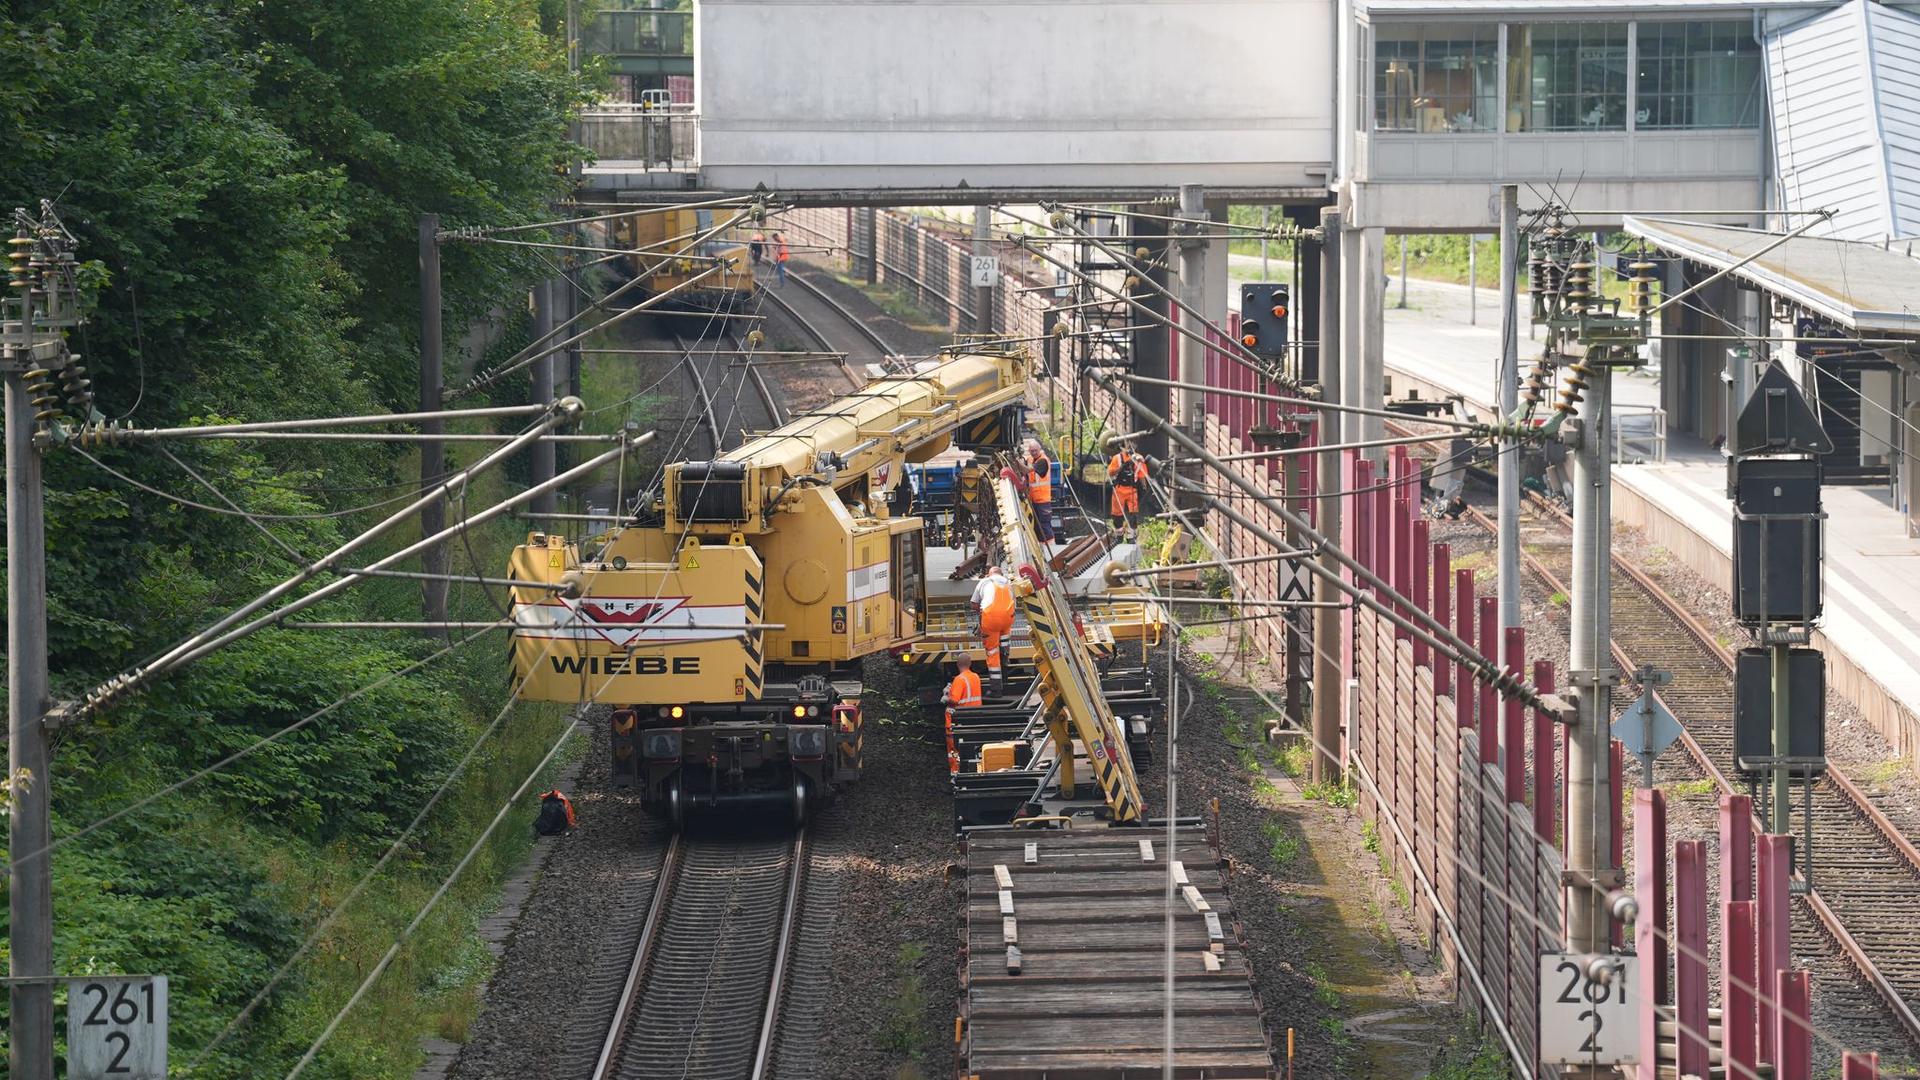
[
  {"left": 1362, "top": 819, "right": 1381, "bottom": 856},
  {"left": 1659, "top": 777, "right": 1719, "bottom": 798},
  {"left": 831, "top": 272, "right": 949, "bottom": 331},
  {"left": 1277, "top": 740, "right": 1311, "bottom": 778},
  {"left": 877, "top": 941, "right": 929, "bottom": 1057},
  {"left": 1304, "top": 781, "right": 1358, "bottom": 809},
  {"left": 1266, "top": 819, "right": 1303, "bottom": 867},
  {"left": 1303, "top": 959, "right": 1343, "bottom": 1010},
  {"left": 1859, "top": 758, "right": 1913, "bottom": 784},
  {"left": 1426, "top": 1014, "right": 1513, "bottom": 1079},
  {"left": 1548, "top": 590, "right": 1569, "bottom": 607}
]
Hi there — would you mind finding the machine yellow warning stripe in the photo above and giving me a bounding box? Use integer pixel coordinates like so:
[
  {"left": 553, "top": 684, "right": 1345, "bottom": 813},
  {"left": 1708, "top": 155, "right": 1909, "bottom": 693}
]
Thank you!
[{"left": 743, "top": 566, "right": 765, "bottom": 697}]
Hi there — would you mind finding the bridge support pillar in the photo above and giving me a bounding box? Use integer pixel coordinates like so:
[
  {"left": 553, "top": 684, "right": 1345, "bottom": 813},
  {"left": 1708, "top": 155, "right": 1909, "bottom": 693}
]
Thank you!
[{"left": 1173, "top": 184, "right": 1229, "bottom": 436}]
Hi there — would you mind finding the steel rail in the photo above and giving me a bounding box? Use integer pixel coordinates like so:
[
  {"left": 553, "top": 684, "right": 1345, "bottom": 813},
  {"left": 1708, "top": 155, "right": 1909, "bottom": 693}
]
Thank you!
[
  {"left": 670, "top": 331, "right": 723, "bottom": 457},
  {"left": 750, "top": 829, "right": 810, "bottom": 1080},
  {"left": 782, "top": 269, "right": 897, "bottom": 357},
  {"left": 722, "top": 328, "right": 789, "bottom": 429},
  {"left": 590, "top": 833, "right": 684, "bottom": 1080},
  {"left": 757, "top": 271, "right": 883, "bottom": 388},
  {"left": 1452, "top": 496, "right": 1920, "bottom": 1052}
]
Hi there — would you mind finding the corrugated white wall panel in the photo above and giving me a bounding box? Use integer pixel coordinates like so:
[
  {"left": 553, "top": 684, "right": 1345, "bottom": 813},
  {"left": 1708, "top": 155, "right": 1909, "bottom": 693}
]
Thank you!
[
  {"left": 1768, "top": 3, "right": 1891, "bottom": 238},
  {"left": 1767, "top": 0, "right": 1920, "bottom": 240},
  {"left": 1867, "top": 2, "right": 1920, "bottom": 235}
]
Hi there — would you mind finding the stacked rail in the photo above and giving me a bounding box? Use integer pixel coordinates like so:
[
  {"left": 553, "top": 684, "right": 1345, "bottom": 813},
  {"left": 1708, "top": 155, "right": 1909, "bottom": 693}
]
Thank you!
[{"left": 959, "top": 827, "right": 1274, "bottom": 1078}]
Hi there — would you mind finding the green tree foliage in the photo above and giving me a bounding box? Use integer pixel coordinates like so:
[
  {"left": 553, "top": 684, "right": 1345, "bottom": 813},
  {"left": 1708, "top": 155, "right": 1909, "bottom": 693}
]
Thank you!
[
  {"left": 239, "top": 0, "right": 586, "bottom": 407},
  {"left": 0, "top": 1, "right": 587, "bottom": 1074}
]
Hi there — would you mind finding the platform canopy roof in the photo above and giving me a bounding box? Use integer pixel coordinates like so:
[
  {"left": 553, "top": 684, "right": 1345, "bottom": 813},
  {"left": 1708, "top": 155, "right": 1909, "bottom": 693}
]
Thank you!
[
  {"left": 1360, "top": 0, "right": 1835, "bottom": 16},
  {"left": 1625, "top": 216, "right": 1920, "bottom": 338}
]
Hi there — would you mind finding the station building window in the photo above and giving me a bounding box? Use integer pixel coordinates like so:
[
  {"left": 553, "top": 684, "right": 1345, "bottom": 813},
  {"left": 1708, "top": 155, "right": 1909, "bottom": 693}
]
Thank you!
[
  {"left": 1636, "top": 22, "right": 1762, "bottom": 129},
  {"left": 1509, "top": 23, "right": 1628, "bottom": 132},
  {"left": 1373, "top": 23, "right": 1499, "bottom": 133}
]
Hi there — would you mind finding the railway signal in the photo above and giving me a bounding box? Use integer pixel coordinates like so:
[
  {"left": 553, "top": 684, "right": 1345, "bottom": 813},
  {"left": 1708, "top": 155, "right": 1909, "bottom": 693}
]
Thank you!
[
  {"left": 1236, "top": 282, "right": 1289, "bottom": 362},
  {"left": 1727, "top": 358, "right": 1832, "bottom": 839}
]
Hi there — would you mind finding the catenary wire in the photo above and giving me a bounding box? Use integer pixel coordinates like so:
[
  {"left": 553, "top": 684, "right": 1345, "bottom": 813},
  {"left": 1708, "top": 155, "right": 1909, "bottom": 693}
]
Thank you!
[
  {"left": 73, "top": 446, "right": 437, "bottom": 521},
  {"left": 1139, "top": 464, "right": 1863, "bottom": 1066}
]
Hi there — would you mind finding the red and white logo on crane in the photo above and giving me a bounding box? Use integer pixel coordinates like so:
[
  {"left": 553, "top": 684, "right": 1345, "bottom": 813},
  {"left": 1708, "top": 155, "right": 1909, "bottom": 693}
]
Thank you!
[{"left": 561, "top": 596, "right": 690, "bottom": 646}]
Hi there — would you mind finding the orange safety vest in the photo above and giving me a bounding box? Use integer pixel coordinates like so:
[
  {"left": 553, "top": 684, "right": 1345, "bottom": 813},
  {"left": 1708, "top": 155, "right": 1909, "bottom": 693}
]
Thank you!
[
  {"left": 948, "top": 669, "right": 984, "bottom": 710},
  {"left": 776, "top": 242, "right": 790, "bottom": 262},
  {"left": 541, "top": 790, "right": 577, "bottom": 829},
  {"left": 1028, "top": 455, "right": 1053, "bottom": 503},
  {"left": 1109, "top": 451, "right": 1146, "bottom": 488},
  {"left": 978, "top": 578, "right": 1015, "bottom": 623}
]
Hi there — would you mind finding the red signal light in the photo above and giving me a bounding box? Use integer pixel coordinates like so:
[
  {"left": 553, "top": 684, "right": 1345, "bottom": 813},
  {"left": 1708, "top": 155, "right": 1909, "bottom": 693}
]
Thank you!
[{"left": 1271, "top": 304, "right": 1288, "bottom": 318}]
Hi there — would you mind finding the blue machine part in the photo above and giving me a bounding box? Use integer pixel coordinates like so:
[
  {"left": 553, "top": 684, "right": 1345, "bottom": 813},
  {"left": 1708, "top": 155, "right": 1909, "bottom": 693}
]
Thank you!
[{"left": 905, "top": 460, "right": 1062, "bottom": 511}]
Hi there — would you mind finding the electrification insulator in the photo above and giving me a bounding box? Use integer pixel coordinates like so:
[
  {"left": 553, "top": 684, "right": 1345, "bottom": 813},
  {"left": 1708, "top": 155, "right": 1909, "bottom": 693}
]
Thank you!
[
  {"left": 25, "top": 367, "right": 62, "bottom": 433},
  {"left": 1051, "top": 320, "right": 1070, "bottom": 337},
  {"left": 1122, "top": 274, "right": 1140, "bottom": 291},
  {"left": 1527, "top": 253, "right": 1546, "bottom": 295},
  {"left": 1627, "top": 261, "right": 1657, "bottom": 317},
  {"left": 745, "top": 329, "right": 766, "bottom": 348},
  {"left": 73, "top": 420, "right": 138, "bottom": 448},
  {"left": 1522, "top": 359, "right": 1552, "bottom": 407},
  {"left": 1566, "top": 261, "right": 1594, "bottom": 302},
  {"left": 1556, "top": 359, "right": 1595, "bottom": 416},
  {"left": 1048, "top": 211, "right": 1068, "bottom": 229},
  {"left": 8, "top": 235, "right": 33, "bottom": 288},
  {"left": 61, "top": 360, "right": 91, "bottom": 413},
  {"left": 1133, "top": 246, "right": 1150, "bottom": 260}
]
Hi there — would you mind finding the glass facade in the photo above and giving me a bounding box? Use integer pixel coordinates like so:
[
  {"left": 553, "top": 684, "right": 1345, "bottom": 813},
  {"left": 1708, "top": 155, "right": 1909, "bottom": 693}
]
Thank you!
[
  {"left": 1510, "top": 23, "right": 1629, "bottom": 131},
  {"left": 1636, "top": 22, "right": 1762, "bottom": 129},
  {"left": 1368, "top": 20, "right": 1765, "bottom": 136},
  {"left": 1374, "top": 23, "right": 1500, "bottom": 133}
]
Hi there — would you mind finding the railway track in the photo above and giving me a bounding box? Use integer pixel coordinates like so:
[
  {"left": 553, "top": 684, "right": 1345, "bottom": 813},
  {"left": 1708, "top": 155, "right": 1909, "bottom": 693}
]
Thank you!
[
  {"left": 760, "top": 267, "right": 895, "bottom": 379},
  {"left": 1456, "top": 494, "right": 1920, "bottom": 1056},
  {"left": 590, "top": 830, "right": 811, "bottom": 1080},
  {"left": 666, "top": 331, "right": 724, "bottom": 457}
]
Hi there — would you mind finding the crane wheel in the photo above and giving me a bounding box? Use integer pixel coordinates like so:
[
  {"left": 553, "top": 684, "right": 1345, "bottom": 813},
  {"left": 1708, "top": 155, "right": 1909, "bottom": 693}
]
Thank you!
[
  {"left": 665, "top": 778, "right": 685, "bottom": 831},
  {"left": 790, "top": 777, "right": 811, "bottom": 825}
]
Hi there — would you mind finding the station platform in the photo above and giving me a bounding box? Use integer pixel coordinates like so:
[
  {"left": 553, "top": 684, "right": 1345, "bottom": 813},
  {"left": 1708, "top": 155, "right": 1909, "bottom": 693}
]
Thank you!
[{"left": 1375, "top": 278, "right": 1920, "bottom": 764}]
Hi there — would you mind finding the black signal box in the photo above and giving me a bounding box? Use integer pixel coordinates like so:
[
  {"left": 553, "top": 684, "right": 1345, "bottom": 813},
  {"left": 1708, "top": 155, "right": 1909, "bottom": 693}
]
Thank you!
[
  {"left": 1238, "top": 283, "right": 1290, "bottom": 362},
  {"left": 1733, "top": 647, "right": 1826, "bottom": 776},
  {"left": 1731, "top": 456, "right": 1823, "bottom": 625}
]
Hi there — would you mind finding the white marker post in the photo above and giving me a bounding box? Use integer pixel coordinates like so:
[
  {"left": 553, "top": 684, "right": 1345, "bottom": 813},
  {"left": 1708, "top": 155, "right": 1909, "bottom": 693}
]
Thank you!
[{"left": 67, "top": 975, "right": 168, "bottom": 1080}]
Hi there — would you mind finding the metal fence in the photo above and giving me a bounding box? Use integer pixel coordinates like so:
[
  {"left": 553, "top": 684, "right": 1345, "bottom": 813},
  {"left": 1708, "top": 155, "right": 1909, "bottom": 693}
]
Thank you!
[
  {"left": 577, "top": 105, "right": 697, "bottom": 169},
  {"left": 1611, "top": 403, "right": 1668, "bottom": 464}
]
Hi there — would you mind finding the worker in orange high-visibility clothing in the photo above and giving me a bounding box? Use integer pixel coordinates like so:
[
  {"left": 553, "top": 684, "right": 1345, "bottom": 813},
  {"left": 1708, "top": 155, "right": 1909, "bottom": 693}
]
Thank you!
[
  {"left": 941, "top": 655, "right": 984, "bottom": 775},
  {"left": 970, "top": 564, "right": 1016, "bottom": 692},
  {"left": 772, "top": 231, "right": 791, "bottom": 287},
  {"left": 1025, "top": 439, "right": 1055, "bottom": 546},
  {"left": 1107, "top": 441, "right": 1149, "bottom": 540}
]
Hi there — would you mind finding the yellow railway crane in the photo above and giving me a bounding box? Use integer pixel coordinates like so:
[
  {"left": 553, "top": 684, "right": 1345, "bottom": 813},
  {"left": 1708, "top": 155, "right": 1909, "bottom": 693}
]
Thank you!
[{"left": 507, "top": 347, "right": 1030, "bottom": 825}]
